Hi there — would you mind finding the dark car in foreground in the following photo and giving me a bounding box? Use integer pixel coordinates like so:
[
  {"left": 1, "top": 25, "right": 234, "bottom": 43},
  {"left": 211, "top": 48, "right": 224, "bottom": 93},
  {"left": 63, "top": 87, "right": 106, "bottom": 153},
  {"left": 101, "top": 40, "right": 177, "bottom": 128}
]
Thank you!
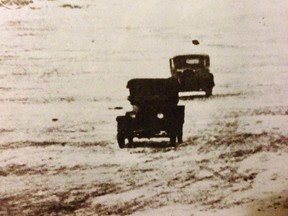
[
  {"left": 170, "top": 54, "right": 215, "bottom": 96},
  {"left": 116, "top": 78, "right": 185, "bottom": 148}
]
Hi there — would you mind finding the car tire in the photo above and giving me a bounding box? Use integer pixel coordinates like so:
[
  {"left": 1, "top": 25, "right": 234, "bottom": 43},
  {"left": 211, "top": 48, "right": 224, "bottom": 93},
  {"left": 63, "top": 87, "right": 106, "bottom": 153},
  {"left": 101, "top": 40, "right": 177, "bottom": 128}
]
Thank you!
[
  {"left": 117, "top": 133, "right": 125, "bottom": 149},
  {"left": 128, "top": 136, "right": 133, "bottom": 144},
  {"left": 128, "top": 136, "right": 134, "bottom": 147},
  {"left": 177, "top": 132, "right": 183, "bottom": 143},
  {"left": 177, "top": 127, "right": 183, "bottom": 144},
  {"left": 205, "top": 87, "right": 213, "bottom": 97},
  {"left": 170, "top": 135, "right": 176, "bottom": 146}
]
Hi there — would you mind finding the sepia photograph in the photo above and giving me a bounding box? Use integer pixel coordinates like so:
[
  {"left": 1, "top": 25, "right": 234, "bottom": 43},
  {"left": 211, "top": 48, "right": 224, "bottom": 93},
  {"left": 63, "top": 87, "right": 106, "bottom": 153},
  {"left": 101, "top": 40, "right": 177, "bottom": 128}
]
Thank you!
[{"left": 0, "top": 0, "right": 288, "bottom": 215}]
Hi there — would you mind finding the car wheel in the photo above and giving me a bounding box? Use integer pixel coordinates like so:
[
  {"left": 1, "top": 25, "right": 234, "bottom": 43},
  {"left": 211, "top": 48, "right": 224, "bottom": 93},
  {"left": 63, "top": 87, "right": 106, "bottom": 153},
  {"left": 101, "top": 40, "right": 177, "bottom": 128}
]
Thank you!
[
  {"left": 127, "top": 136, "right": 134, "bottom": 148},
  {"left": 177, "top": 124, "right": 183, "bottom": 143},
  {"left": 205, "top": 87, "right": 213, "bottom": 97},
  {"left": 128, "top": 136, "right": 133, "bottom": 144},
  {"left": 170, "top": 135, "right": 176, "bottom": 146},
  {"left": 177, "top": 127, "right": 183, "bottom": 144},
  {"left": 117, "top": 133, "right": 125, "bottom": 149}
]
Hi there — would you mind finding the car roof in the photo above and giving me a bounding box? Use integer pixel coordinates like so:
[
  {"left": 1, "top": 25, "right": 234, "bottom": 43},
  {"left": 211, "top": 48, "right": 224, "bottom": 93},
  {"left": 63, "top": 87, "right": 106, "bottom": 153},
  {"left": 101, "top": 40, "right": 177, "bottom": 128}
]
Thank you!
[
  {"left": 127, "top": 78, "right": 177, "bottom": 90},
  {"left": 126, "top": 78, "right": 179, "bottom": 105},
  {"left": 171, "top": 54, "right": 209, "bottom": 60}
]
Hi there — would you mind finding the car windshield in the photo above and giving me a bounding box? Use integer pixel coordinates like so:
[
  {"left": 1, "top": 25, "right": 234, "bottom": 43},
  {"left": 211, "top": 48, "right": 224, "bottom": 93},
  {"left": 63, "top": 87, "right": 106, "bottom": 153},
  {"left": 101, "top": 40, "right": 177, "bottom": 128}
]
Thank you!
[
  {"left": 172, "top": 55, "right": 209, "bottom": 69},
  {"left": 186, "top": 59, "right": 200, "bottom": 64}
]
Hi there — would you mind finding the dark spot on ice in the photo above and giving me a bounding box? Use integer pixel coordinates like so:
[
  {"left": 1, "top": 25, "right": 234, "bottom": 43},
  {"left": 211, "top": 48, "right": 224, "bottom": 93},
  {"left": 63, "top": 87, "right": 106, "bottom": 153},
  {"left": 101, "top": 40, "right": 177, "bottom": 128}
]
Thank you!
[
  {"left": 114, "top": 107, "right": 123, "bottom": 110},
  {"left": 244, "top": 173, "right": 257, "bottom": 181},
  {"left": 0, "top": 170, "right": 8, "bottom": 176},
  {"left": 52, "top": 118, "right": 58, "bottom": 122},
  {"left": 233, "top": 150, "right": 245, "bottom": 157},
  {"left": 61, "top": 4, "right": 82, "bottom": 9},
  {"left": 192, "top": 40, "right": 200, "bottom": 45}
]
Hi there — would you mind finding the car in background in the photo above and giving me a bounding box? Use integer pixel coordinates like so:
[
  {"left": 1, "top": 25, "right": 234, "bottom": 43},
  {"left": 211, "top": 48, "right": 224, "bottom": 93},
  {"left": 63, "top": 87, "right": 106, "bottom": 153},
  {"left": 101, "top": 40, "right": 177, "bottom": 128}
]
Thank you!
[{"left": 169, "top": 54, "right": 215, "bottom": 96}]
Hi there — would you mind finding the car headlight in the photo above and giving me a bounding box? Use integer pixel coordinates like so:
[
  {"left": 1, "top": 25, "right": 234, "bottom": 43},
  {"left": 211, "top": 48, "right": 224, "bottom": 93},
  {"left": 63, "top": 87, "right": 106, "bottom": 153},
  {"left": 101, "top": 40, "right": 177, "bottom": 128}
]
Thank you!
[
  {"left": 157, "top": 113, "right": 164, "bottom": 119},
  {"left": 130, "top": 112, "right": 136, "bottom": 119}
]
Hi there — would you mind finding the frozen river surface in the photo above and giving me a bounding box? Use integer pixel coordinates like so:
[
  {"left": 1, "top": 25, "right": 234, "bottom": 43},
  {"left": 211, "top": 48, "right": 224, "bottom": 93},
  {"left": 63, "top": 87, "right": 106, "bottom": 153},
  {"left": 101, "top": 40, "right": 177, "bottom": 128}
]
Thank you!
[{"left": 0, "top": 1, "right": 288, "bottom": 215}]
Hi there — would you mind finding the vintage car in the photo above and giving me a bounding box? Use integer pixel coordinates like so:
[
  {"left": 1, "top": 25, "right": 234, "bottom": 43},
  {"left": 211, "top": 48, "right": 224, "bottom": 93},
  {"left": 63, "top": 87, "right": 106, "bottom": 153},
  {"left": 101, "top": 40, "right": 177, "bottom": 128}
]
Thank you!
[
  {"left": 116, "top": 78, "right": 185, "bottom": 148},
  {"left": 169, "top": 54, "right": 215, "bottom": 96}
]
